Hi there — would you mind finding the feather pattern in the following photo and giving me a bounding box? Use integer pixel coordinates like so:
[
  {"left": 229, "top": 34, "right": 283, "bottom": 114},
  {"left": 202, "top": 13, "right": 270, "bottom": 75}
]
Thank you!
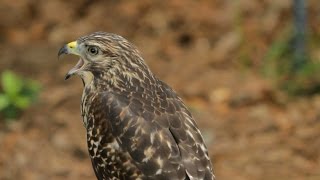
[{"left": 67, "top": 32, "right": 214, "bottom": 180}]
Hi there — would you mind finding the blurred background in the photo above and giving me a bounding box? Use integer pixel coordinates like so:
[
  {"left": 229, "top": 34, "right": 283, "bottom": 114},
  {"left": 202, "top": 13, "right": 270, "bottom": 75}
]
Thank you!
[{"left": 0, "top": 0, "right": 319, "bottom": 179}]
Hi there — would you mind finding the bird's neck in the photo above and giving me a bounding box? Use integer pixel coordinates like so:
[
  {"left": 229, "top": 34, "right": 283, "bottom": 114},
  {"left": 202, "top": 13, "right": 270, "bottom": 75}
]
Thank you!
[
  {"left": 80, "top": 71, "right": 94, "bottom": 87},
  {"left": 89, "top": 65, "right": 157, "bottom": 93}
]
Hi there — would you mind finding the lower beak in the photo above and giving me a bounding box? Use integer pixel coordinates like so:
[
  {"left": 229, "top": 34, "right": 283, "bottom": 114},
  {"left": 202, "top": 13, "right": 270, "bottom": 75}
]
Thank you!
[{"left": 64, "top": 58, "right": 84, "bottom": 80}]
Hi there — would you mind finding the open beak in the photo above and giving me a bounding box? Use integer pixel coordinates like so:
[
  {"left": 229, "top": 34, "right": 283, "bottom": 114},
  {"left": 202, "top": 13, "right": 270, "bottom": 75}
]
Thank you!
[{"left": 58, "top": 41, "right": 84, "bottom": 80}]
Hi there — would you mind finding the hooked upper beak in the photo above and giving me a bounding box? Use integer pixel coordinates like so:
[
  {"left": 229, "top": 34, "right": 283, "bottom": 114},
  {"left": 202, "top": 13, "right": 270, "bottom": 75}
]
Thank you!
[{"left": 58, "top": 41, "right": 80, "bottom": 58}]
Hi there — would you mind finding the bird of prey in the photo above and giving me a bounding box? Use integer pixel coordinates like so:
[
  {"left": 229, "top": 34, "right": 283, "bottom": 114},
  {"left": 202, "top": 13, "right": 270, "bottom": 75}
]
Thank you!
[{"left": 58, "top": 32, "right": 214, "bottom": 180}]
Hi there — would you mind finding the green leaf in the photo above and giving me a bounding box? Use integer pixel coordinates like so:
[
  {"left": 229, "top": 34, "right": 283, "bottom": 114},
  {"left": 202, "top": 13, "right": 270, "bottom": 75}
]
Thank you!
[
  {"left": 28, "top": 80, "right": 41, "bottom": 92},
  {"left": 23, "top": 80, "right": 41, "bottom": 99},
  {"left": 13, "top": 96, "right": 32, "bottom": 109},
  {"left": 0, "top": 94, "right": 9, "bottom": 110},
  {"left": 3, "top": 105, "right": 19, "bottom": 120},
  {"left": 1, "top": 71, "right": 23, "bottom": 97}
]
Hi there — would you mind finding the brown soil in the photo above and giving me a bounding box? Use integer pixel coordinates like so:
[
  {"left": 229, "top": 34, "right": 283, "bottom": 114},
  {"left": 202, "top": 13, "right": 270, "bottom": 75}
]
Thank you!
[{"left": 0, "top": 0, "right": 319, "bottom": 179}]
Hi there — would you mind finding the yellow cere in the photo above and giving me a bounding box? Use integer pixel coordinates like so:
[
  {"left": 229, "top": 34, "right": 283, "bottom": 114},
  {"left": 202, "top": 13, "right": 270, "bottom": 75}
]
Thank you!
[{"left": 67, "top": 41, "right": 77, "bottom": 49}]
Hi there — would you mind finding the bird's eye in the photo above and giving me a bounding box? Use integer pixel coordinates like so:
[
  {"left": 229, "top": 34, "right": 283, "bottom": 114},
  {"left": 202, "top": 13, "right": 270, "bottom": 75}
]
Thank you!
[{"left": 88, "top": 46, "right": 99, "bottom": 55}]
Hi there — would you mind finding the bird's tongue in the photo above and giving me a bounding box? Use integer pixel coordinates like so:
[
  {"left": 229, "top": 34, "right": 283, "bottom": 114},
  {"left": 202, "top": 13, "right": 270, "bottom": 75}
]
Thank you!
[{"left": 65, "top": 58, "right": 84, "bottom": 80}]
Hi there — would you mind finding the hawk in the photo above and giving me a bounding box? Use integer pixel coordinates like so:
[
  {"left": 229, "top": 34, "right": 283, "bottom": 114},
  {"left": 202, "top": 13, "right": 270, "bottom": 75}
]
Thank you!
[{"left": 58, "top": 32, "right": 214, "bottom": 180}]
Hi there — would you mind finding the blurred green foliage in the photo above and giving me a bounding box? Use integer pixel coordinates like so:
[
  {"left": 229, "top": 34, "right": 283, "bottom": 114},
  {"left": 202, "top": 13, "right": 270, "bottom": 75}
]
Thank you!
[
  {"left": 262, "top": 30, "right": 320, "bottom": 95},
  {"left": 0, "top": 71, "right": 41, "bottom": 120}
]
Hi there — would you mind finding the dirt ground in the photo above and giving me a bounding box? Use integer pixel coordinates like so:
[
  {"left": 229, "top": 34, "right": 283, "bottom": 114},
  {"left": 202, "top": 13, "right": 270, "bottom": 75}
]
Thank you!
[{"left": 0, "top": 0, "right": 319, "bottom": 179}]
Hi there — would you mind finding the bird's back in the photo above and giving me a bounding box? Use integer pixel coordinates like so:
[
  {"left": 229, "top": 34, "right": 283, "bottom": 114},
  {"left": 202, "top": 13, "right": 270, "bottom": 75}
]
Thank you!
[{"left": 81, "top": 78, "right": 214, "bottom": 180}]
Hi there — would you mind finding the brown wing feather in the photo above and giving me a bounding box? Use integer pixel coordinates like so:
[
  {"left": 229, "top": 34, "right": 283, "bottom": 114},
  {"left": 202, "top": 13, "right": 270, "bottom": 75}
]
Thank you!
[
  {"left": 97, "top": 79, "right": 214, "bottom": 180},
  {"left": 100, "top": 92, "right": 185, "bottom": 179},
  {"left": 158, "top": 81, "right": 214, "bottom": 180}
]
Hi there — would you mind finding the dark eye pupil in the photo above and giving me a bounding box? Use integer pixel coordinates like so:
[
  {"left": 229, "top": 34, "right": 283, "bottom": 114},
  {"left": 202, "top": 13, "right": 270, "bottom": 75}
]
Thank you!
[{"left": 89, "top": 47, "right": 98, "bottom": 54}]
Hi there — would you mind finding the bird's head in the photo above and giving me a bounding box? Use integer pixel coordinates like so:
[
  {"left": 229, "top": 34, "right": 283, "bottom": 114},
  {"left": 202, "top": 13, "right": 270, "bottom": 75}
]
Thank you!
[{"left": 58, "top": 32, "right": 148, "bottom": 86}]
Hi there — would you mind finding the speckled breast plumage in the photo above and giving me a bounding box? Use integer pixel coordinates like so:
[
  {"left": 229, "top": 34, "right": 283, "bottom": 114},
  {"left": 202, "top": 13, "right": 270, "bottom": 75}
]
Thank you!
[{"left": 81, "top": 87, "right": 144, "bottom": 180}]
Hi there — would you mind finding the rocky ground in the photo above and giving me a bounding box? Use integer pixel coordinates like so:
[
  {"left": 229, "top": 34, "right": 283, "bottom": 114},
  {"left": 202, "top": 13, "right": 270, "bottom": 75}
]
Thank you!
[{"left": 0, "top": 0, "right": 319, "bottom": 179}]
